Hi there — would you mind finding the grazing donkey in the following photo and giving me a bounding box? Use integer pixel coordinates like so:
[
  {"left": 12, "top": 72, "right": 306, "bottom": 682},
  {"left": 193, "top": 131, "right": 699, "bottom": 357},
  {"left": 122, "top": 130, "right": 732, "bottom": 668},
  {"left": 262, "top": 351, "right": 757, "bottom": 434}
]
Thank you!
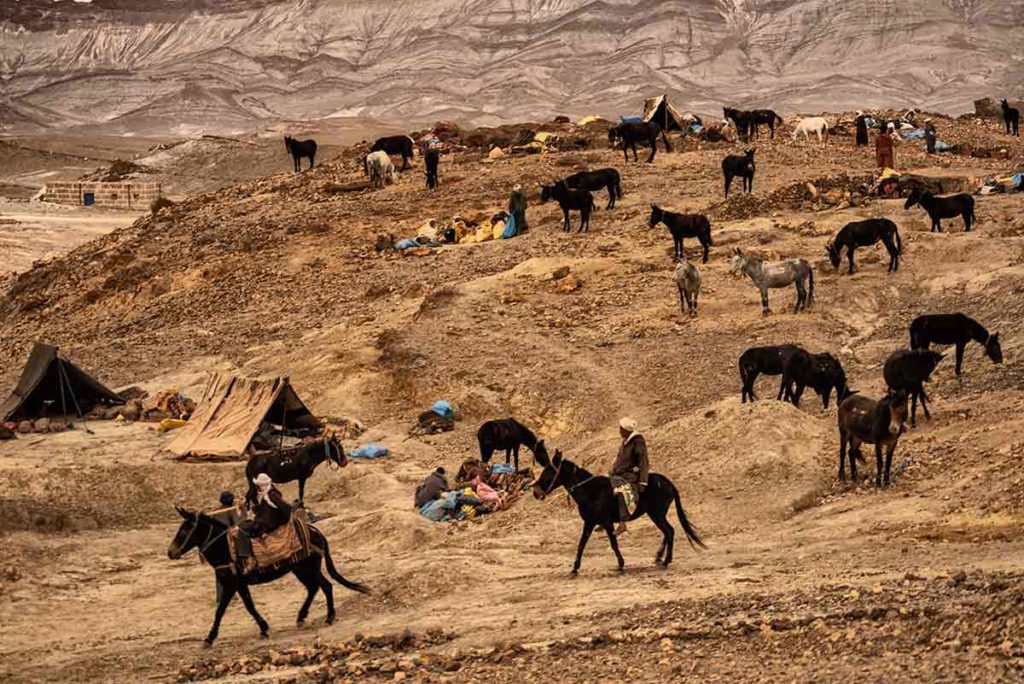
[
  {"left": 674, "top": 259, "right": 701, "bottom": 315},
  {"left": 826, "top": 218, "right": 902, "bottom": 274},
  {"left": 904, "top": 187, "right": 975, "bottom": 232},
  {"left": 837, "top": 391, "right": 909, "bottom": 487},
  {"left": 738, "top": 344, "right": 804, "bottom": 403},
  {"left": 540, "top": 181, "right": 596, "bottom": 232},
  {"left": 883, "top": 349, "right": 944, "bottom": 427},
  {"left": 729, "top": 248, "right": 814, "bottom": 315},
  {"left": 779, "top": 348, "right": 850, "bottom": 410},
  {"left": 370, "top": 135, "right": 416, "bottom": 170},
  {"left": 722, "top": 149, "right": 756, "bottom": 197},
  {"left": 477, "top": 418, "right": 538, "bottom": 471},
  {"left": 284, "top": 136, "right": 317, "bottom": 172},
  {"left": 723, "top": 108, "right": 783, "bottom": 139},
  {"left": 424, "top": 148, "right": 440, "bottom": 189},
  {"left": 909, "top": 313, "right": 1002, "bottom": 376},
  {"left": 648, "top": 204, "right": 713, "bottom": 262},
  {"left": 1002, "top": 99, "right": 1020, "bottom": 136},
  {"left": 791, "top": 117, "right": 829, "bottom": 145},
  {"left": 564, "top": 168, "right": 622, "bottom": 209},
  {"left": 608, "top": 121, "right": 670, "bottom": 163}
]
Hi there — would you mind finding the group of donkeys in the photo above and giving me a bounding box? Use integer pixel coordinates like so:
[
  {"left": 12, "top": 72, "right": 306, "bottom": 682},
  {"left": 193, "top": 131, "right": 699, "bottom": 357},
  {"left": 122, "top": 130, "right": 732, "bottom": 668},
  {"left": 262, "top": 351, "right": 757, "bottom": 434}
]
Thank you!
[{"left": 739, "top": 313, "right": 1002, "bottom": 487}]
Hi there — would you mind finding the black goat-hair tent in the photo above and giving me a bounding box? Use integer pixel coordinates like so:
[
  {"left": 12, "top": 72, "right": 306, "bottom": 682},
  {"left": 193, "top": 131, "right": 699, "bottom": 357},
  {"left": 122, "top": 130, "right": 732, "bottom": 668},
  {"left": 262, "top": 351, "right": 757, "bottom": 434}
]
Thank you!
[{"left": 0, "top": 342, "right": 124, "bottom": 422}]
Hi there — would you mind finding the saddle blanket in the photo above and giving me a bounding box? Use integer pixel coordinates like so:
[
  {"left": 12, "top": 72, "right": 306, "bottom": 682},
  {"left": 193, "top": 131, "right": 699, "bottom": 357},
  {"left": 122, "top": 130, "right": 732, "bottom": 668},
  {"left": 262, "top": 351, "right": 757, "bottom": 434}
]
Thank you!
[
  {"left": 611, "top": 477, "right": 638, "bottom": 518},
  {"left": 228, "top": 511, "right": 313, "bottom": 571}
]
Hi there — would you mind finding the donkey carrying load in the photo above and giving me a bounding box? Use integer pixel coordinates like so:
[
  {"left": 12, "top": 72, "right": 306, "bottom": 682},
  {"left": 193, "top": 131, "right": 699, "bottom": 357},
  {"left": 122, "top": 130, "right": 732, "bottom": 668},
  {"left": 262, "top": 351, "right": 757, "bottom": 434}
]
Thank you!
[{"left": 729, "top": 248, "right": 814, "bottom": 315}]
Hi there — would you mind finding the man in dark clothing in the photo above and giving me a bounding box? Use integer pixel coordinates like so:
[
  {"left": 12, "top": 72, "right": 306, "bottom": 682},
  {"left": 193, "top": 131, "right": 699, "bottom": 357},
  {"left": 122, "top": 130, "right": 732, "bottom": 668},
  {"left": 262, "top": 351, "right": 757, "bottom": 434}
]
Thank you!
[
  {"left": 609, "top": 418, "right": 650, "bottom": 536},
  {"left": 854, "top": 111, "right": 869, "bottom": 147},
  {"left": 414, "top": 467, "right": 449, "bottom": 509},
  {"left": 212, "top": 491, "right": 243, "bottom": 599},
  {"left": 508, "top": 184, "right": 528, "bottom": 233},
  {"left": 237, "top": 474, "right": 292, "bottom": 573},
  {"left": 924, "top": 120, "right": 937, "bottom": 155}
]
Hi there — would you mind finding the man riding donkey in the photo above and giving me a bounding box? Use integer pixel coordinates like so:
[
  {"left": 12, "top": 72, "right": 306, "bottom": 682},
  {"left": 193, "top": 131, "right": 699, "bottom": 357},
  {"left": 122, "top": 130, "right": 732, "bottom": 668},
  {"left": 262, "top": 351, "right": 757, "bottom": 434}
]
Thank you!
[
  {"left": 609, "top": 418, "right": 649, "bottom": 536},
  {"left": 236, "top": 473, "right": 291, "bottom": 574}
]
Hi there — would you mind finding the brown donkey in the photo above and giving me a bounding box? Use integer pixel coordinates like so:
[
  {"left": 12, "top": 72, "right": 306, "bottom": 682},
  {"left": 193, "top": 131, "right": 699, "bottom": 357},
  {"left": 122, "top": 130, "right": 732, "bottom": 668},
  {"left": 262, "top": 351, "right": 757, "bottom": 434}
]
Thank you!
[{"left": 837, "top": 390, "right": 908, "bottom": 487}]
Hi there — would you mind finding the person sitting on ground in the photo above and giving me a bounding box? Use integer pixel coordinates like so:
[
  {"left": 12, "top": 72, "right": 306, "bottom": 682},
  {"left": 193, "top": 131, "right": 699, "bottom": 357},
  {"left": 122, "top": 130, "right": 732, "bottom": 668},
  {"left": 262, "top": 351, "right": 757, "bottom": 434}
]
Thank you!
[
  {"left": 236, "top": 473, "right": 292, "bottom": 573},
  {"left": 508, "top": 184, "right": 528, "bottom": 233},
  {"left": 609, "top": 417, "right": 649, "bottom": 537},
  {"left": 414, "top": 466, "right": 449, "bottom": 509}
]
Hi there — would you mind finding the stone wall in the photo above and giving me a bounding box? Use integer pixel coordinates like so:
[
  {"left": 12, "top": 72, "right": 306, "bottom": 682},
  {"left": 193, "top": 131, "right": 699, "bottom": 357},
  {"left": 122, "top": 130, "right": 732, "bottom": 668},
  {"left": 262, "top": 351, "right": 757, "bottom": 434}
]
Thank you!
[{"left": 42, "top": 182, "right": 162, "bottom": 210}]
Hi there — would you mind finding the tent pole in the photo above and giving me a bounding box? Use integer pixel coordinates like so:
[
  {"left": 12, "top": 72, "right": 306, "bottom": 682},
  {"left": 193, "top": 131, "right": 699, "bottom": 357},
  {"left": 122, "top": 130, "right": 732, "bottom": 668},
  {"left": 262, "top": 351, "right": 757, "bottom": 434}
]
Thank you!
[{"left": 58, "top": 357, "right": 92, "bottom": 434}]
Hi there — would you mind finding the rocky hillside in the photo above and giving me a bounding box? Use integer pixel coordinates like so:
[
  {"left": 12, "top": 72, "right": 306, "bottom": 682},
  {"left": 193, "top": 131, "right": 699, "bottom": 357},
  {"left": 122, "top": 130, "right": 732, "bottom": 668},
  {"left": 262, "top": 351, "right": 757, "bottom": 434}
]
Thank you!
[{"left": 3, "top": 0, "right": 1023, "bottom": 133}]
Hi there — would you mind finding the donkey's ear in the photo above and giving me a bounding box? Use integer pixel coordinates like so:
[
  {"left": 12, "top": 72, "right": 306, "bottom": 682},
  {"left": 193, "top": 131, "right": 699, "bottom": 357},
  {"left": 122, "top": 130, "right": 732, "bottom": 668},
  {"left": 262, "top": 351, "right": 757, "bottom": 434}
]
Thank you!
[
  {"left": 992, "top": 332, "right": 1000, "bottom": 341},
  {"left": 175, "top": 506, "right": 195, "bottom": 521},
  {"left": 553, "top": 450, "right": 563, "bottom": 466}
]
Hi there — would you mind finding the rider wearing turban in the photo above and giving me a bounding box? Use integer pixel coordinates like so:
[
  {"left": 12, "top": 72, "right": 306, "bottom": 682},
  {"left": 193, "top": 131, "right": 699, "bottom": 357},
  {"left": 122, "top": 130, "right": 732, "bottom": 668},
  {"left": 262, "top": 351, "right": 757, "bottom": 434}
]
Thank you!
[{"left": 609, "top": 418, "right": 649, "bottom": 536}]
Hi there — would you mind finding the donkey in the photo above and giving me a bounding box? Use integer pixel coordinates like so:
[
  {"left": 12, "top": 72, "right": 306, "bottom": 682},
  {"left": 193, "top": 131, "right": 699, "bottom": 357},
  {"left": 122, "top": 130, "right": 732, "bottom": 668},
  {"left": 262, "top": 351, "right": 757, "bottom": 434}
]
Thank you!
[
  {"left": 648, "top": 205, "right": 713, "bottom": 262},
  {"left": 883, "top": 349, "right": 944, "bottom": 427},
  {"left": 531, "top": 443, "right": 704, "bottom": 574},
  {"left": 608, "top": 121, "right": 670, "bottom": 163},
  {"left": 910, "top": 313, "right": 1002, "bottom": 376},
  {"left": 779, "top": 348, "right": 850, "bottom": 410},
  {"left": 723, "top": 108, "right": 783, "bottom": 139},
  {"left": 826, "top": 218, "right": 902, "bottom": 274},
  {"left": 738, "top": 344, "right": 805, "bottom": 403},
  {"left": 424, "top": 148, "right": 440, "bottom": 190},
  {"left": 674, "top": 259, "right": 701, "bottom": 315},
  {"left": 245, "top": 434, "right": 347, "bottom": 507},
  {"left": 168, "top": 507, "right": 369, "bottom": 644},
  {"left": 477, "top": 418, "right": 538, "bottom": 471},
  {"left": 837, "top": 390, "right": 909, "bottom": 487},
  {"left": 540, "top": 181, "right": 596, "bottom": 232},
  {"left": 722, "top": 149, "right": 755, "bottom": 197},
  {"left": 1002, "top": 99, "right": 1020, "bottom": 136},
  {"left": 791, "top": 116, "right": 829, "bottom": 145},
  {"left": 370, "top": 135, "right": 416, "bottom": 170},
  {"left": 284, "top": 136, "right": 317, "bottom": 172},
  {"left": 729, "top": 248, "right": 814, "bottom": 315},
  {"left": 904, "top": 188, "right": 975, "bottom": 233},
  {"left": 564, "top": 168, "right": 622, "bottom": 209}
]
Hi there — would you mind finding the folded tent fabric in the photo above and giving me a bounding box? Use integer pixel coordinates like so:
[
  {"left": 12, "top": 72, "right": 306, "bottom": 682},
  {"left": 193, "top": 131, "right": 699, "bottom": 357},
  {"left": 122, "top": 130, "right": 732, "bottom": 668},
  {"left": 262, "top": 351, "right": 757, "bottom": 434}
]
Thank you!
[{"left": 350, "top": 443, "right": 389, "bottom": 459}]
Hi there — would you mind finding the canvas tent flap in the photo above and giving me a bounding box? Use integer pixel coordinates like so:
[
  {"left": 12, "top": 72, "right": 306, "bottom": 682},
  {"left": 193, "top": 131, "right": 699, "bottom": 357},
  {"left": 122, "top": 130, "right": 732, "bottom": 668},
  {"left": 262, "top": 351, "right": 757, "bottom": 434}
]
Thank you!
[
  {"left": 0, "top": 342, "right": 124, "bottom": 422},
  {"left": 643, "top": 94, "right": 688, "bottom": 131},
  {"left": 166, "top": 374, "right": 318, "bottom": 459}
]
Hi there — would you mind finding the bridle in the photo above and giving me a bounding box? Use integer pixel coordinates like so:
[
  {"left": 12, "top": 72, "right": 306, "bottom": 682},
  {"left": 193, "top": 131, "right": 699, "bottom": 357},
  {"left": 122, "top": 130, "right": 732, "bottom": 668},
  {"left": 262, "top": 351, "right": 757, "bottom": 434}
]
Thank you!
[
  {"left": 174, "top": 515, "right": 230, "bottom": 563},
  {"left": 540, "top": 459, "right": 565, "bottom": 497}
]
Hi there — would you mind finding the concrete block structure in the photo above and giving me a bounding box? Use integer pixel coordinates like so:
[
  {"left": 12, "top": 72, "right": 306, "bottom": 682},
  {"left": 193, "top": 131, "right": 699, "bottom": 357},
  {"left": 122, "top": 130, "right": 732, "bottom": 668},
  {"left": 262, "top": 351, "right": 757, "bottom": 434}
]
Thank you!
[{"left": 42, "top": 181, "right": 162, "bottom": 210}]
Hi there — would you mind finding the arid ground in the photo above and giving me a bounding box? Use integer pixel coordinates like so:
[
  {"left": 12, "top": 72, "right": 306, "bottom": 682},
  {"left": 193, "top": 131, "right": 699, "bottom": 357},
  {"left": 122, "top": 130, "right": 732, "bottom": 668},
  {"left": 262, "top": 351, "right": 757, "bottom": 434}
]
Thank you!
[{"left": 1, "top": 114, "right": 1024, "bottom": 683}]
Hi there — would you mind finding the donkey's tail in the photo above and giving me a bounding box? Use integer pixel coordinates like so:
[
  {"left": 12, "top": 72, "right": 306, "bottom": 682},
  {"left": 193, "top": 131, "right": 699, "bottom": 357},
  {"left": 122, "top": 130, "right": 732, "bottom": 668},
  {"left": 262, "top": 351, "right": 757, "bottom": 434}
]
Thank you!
[
  {"left": 807, "top": 265, "right": 815, "bottom": 305},
  {"left": 893, "top": 226, "right": 903, "bottom": 254},
  {"left": 670, "top": 482, "right": 706, "bottom": 550},
  {"left": 321, "top": 536, "right": 371, "bottom": 594}
]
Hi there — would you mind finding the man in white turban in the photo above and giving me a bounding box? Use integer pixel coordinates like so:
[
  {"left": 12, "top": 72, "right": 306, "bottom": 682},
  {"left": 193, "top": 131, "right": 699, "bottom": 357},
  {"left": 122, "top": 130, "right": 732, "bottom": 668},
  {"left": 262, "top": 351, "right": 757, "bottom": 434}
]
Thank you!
[
  {"left": 236, "top": 473, "right": 292, "bottom": 573},
  {"left": 609, "top": 417, "right": 649, "bottom": 536}
]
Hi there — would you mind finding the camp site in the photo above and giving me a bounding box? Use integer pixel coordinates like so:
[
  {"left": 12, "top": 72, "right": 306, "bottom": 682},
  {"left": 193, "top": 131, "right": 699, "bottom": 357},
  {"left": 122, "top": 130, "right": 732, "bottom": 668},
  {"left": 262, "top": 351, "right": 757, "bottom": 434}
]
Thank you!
[{"left": 2, "top": 3, "right": 1024, "bottom": 683}]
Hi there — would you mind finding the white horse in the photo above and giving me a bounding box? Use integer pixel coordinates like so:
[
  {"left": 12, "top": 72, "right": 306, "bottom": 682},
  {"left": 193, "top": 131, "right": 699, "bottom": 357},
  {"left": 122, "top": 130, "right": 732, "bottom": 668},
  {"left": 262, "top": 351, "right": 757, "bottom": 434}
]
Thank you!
[
  {"left": 674, "top": 259, "right": 701, "bottom": 315},
  {"left": 729, "top": 248, "right": 814, "bottom": 315},
  {"left": 791, "top": 117, "right": 830, "bottom": 145}
]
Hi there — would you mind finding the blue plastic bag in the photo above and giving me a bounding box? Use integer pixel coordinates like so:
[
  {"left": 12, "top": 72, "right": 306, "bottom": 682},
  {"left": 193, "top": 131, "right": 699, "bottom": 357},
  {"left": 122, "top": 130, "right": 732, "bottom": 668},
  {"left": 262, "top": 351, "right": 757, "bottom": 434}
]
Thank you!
[
  {"left": 395, "top": 238, "right": 418, "bottom": 250},
  {"left": 501, "top": 213, "right": 518, "bottom": 239},
  {"left": 491, "top": 463, "right": 516, "bottom": 475},
  {"left": 431, "top": 400, "right": 453, "bottom": 420},
  {"left": 350, "top": 443, "right": 389, "bottom": 459},
  {"left": 620, "top": 115, "right": 643, "bottom": 124}
]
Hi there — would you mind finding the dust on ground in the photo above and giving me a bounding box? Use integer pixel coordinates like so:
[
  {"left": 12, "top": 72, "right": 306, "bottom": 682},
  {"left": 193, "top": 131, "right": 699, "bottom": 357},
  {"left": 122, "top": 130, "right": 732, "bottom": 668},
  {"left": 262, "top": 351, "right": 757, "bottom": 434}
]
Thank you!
[{"left": 1, "top": 111, "right": 1024, "bottom": 683}]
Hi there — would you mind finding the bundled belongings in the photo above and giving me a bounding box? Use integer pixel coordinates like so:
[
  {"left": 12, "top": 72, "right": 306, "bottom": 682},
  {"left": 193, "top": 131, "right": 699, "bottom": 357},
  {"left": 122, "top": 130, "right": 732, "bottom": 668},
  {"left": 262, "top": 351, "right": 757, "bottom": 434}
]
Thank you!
[
  {"left": 141, "top": 388, "right": 194, "bottom": 420},
  {"left": 416, "top": 460, "right": 535, "bottom": 522},
  {"left": 166, "top": 374, "right": 320, "bottom": 460},
  {"left": 0, "top": 342, "right": 124, "bottom": 424}
]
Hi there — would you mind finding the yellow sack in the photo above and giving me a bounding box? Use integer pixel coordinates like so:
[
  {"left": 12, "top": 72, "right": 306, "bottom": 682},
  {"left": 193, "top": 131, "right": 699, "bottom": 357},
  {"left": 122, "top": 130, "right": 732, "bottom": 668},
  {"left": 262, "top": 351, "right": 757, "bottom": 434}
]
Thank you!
[
  {"left": 475, "top": 227, "right": 493, "bottom": 242},
  {"left": 158, "top": 418, "right": 187, "bottom": 433},
  {"left": 492, "top": 221, "right": 505, "bottom": 240}
]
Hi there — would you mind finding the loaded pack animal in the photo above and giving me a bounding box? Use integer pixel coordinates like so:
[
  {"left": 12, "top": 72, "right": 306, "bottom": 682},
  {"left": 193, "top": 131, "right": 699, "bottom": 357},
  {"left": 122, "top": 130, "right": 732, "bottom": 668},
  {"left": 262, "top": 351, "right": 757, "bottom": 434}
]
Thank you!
[
  {"left": 779, "top": 348, "right": 850, "bottom": 409},
  {"left": 722, "top": 149, "right": 755, "bottom": 197},
  {"left": 531, "top": 443, "right": 704, "bottom": 574},
  {"left": 168, "top": 507, "right": 369, "bottom": 644},
  {"left": 826, "top": 218, "right": 902, "bottom": 274},
  {"left": 284, "top": 136, "right": 317, "bottom": 172},
  {"left": 729, "top": 248, "right": 814, "bottom": 315},
  {"left": 837, "top": 390, "right": 909, "bottom": 487},
  {"left": 909, "top": 313, "right": 1002, "bottom": 376},
  {"left": 477, "top": 418, "right": 538, "bottom": 471},
  {"left": 540, "top": 181, "right": 596, "bottom": 232},
  {"left": 608, "top": 121, "right": 670, "bottom": 163},
  {"left": 245, "top": 434, "right": 346, "bottom": 507},
  {"left": 563, "top": 168, "right": 622, "bottom": 209},
  {"left": 648, "top": 204, "right": 713, "bottom": 262},
  {"left": 883, "top": 349, "right": 944, "bottom": 427},
  {"left": 424, "top": 148, "right": 440, "bottom": 189},
  {"left": 369, "top": 135, "right": 416, "bottom": 170},
  {"left": 904, "top": 187, "right": 975, "bottom": 232},
  {"left": 364, "top": 150, "right": 397, "bottom": 189},
  {"left": 1002, "top": 99, "right": 1020, "bottom": 136},
  {"left": 723, "top": 107, "right": 783, "bottom": 139},
  {"left": 674, "top": 259, "right": 701, "bottom": 316},
  {"left": 791, "top": 116, "right": 830, "bottom": 145},
  {"left": 738, "top": 344, "right": 805, "bottom": 403}
]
